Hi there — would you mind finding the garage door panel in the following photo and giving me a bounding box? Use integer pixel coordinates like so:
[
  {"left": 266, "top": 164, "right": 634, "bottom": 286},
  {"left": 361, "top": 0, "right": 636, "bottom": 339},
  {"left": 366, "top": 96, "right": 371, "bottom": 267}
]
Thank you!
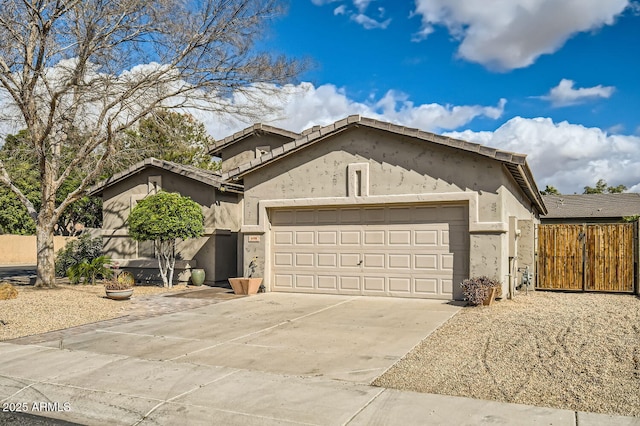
[
  {"left": 415, "top": 278, "right": 438, "bottom": 294},
  {"left": 296, "top": 275, "right": 315, "bottom": 289},
  {"left": 364, "top": 230, "right": 385, "bottom": 245},
  {"left": 389, "top": 254, "right": 410, "bottom": 269},
  {"left": 364, "top": 253, "right": 385, "bottom": 268},
  {"left": 389, "top": 277, "right": 411, "bottom": 293},
  {"left": 317, "top": 209, "right": 338, "bottom": 223},
  {"left": 271, "top": 210, "right": 294, "bottom": 225},
  {"left": 274, "top": 252, "right": 293, "bottom": 267},
  {"left": 295, "top": 231, "right": 314, "bottom": 245},
  {"left": 363, "top": 276, "right": 385, "bottom": 292},
  {"left": 296, "top": 210, "right": 315, "bottom": 224},
  {"left": 441, "top": 254, "right": 454, "bottom": 270},
  {"left": 317, "top": 253, "right": 338, "bottom": 267},
  {"left": 340, "top": 276, "right": 360, "bottom": 291},
  {"left": 295, "top": 253, "right": 314, "bottom": 267},
  {"left": 415, "top": 254, "right": 438, "bottom": 270},
  {"left": 441, "top": 279, "right": 453, "bottom": 294},
  {"left": 271, "top": 205, "right": 468, "bottom": 299},
  {"left": 340, "top": 231, "right": 361, "bottom": 245},
  {"left": 388, "top": 206, "right": 412, "bottom": 223},
  {"left": 414, "top": 230, "right": 438, "bottom": 246},
  {"left": 317, "top": 231, "right": 338, "bottom": 245},
  {"left": 364, "top": 208, "right": 386, "bottom": 222},
  {"left": 340, "top": 209, "right": 361, "bottom": 223},
  {"left": 274, "top": 231, "right": 293, "bottom": 245},
  {"left": 340, "top": 253, "right": 361, "bottom": 267},
  {"left": 318, "top": 275, "right": 338, "bottom": 289},
  {"left": 389, "top": 230, "right": 411, "bottom": 245},
  {"left": 273, "top": 274, "right": 293, "bottom": 288}
]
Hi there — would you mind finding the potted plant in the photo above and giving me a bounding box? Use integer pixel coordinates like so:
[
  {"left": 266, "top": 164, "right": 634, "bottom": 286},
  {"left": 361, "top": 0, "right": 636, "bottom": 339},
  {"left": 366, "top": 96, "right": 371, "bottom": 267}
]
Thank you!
[
  {"left": 104, "top": 271, "right": 135, "bottom": 300},
  {"left": 460, "top": 276, "right": 501, "bottom": 306},
  {"left": 228, "top": 257, "right": 263, "bottom": 295}
]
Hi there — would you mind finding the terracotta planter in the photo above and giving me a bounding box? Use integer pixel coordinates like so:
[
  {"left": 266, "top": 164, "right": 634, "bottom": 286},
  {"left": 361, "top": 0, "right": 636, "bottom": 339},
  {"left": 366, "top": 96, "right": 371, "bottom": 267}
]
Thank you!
[
  {"left": 106, "top": 288, "right": 133, "bottom": 300},
  {"left": 228, "top": 277, "right": 263, "bottom": 295},
  {"left": 190, "top": 268, "right": 205, "bottom": 286}
]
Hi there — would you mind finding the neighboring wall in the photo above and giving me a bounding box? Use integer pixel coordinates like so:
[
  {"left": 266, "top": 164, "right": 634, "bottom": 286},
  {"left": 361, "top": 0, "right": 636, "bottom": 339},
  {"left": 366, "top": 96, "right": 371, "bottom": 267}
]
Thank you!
[{"left": 0, "top": 235, "right": 75, "bottom": 265}]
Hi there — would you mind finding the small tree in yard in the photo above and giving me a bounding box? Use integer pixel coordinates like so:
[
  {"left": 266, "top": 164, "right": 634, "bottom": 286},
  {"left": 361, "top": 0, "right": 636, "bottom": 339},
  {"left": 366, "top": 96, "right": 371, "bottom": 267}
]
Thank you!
[{"left": 128, "top": 192, "right": 203, "bottom": 287}]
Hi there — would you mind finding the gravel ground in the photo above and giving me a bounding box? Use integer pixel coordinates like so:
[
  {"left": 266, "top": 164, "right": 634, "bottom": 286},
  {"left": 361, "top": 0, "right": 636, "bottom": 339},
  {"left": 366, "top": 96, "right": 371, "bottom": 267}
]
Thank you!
[
  {"left": 374, "top": 291, "right": 640, "bottom": 417},
  {"left": 0, "top": 283, "right": 187, "bottom": 341}
]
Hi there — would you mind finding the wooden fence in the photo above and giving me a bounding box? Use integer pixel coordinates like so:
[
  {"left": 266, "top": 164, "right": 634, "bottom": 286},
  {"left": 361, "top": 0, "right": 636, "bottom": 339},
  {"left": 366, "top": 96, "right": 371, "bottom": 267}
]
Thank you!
[{"left": 537, "top": 223, "right": 636, "bottom": 293}]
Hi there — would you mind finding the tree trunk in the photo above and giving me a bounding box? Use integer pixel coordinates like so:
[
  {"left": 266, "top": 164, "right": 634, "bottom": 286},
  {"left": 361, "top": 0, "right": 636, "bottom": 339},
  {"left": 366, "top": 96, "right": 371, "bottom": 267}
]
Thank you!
[{"left": 35, "top": 220, "right": 56, "bottom": 288}]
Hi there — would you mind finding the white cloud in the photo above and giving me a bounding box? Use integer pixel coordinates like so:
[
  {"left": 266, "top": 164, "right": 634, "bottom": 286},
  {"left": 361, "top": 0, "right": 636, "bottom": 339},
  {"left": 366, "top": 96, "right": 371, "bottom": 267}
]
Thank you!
[
  {"left": 412, "top": 0, "right": 631, "bottom": 70},
  {"left": 351, "top": 13, "right": 392, "bottom": 29},
  {"left": 334, "top": 5, "right": 347, "bottom": 15},
  {"left": 446, "top": 117, "right": 640, "bottom": 194},
  {"left": 195, "top": 82, "right": 506, "bottom": 140},
  {"left": 314, "top": 0, "right": 391, "bottom": 30},
  {"left": 353, "top": 0, "right": 373, "bottom": 13},
  {"left": 541, "top": 79, "right": 615, "bottom": 107}
]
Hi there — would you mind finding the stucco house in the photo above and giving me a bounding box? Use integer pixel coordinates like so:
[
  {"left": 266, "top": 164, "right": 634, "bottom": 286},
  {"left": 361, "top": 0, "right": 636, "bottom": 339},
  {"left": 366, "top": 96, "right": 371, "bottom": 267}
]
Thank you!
[
  {"left": 89, "top": 158, "right": 243, "bottom": 283},
  {"left": 93, "top": 115, "right": 546, "bottom": 300}
]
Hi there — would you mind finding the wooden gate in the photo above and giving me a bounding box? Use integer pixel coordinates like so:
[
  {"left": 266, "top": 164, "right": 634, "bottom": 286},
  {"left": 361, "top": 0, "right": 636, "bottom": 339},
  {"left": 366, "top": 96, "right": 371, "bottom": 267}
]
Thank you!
[{"left": 537, "top": 223, "right": 636, "bottom": 292}]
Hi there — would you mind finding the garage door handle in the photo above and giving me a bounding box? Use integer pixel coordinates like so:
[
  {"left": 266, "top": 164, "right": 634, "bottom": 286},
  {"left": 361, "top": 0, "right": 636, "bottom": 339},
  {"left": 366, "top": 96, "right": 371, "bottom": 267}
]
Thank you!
[{"left": 357, "top": 260, "right": 363, "bottom": 266}]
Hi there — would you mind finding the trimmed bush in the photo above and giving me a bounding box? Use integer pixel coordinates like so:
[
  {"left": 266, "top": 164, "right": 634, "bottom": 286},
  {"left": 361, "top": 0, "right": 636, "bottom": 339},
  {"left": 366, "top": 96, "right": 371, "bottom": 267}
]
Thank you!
[{"left": 460, "top": 276, "right": 501, "bottom": 306}]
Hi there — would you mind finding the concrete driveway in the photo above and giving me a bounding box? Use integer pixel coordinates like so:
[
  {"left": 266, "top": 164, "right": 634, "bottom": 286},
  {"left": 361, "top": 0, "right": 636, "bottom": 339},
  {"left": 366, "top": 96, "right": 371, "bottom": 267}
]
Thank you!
[{"left": 1, "top": 293, "right": 629, "bottom": 425}]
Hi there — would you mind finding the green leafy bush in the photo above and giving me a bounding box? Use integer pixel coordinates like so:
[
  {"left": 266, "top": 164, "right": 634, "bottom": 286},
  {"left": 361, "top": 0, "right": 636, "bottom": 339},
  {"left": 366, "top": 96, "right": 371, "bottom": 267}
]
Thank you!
[
  {"left": 67, "top": 255, "right": 113, "bottom": 285},
  {"left": 128, "top": 191, "right": 203, "bottom": 287},
  {"left": 55, "top": 233, "right": 104, "bottom": 278},
  {"left": 460, "top": 276, "right": 500, "bottom": 306}
]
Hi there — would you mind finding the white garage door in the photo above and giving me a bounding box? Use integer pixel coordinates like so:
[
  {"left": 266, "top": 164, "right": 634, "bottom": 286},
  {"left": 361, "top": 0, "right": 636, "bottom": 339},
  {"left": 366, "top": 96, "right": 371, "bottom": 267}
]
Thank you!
[{"left": 270, "top": 204, "right": 468, "bottom": 299}]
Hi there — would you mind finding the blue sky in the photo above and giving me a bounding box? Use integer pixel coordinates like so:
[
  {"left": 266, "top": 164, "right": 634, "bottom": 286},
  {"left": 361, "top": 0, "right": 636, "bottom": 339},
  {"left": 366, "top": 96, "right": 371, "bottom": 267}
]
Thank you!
[
  {"left": 1, "top": 0, "right": 639, "bottom": 195},
  {"left": 213, "top": 0, "right": 640, "bottom": 194}
]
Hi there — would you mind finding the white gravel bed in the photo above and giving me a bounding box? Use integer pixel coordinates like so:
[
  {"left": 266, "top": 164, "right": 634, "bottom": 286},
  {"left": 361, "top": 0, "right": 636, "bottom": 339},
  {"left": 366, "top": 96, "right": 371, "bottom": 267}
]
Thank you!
[
  {"left": 373, "top": 291, "right": 640, "bottom": 417},
  {"left": 0, "top": 283, "right": 187, "bottom": 341}
]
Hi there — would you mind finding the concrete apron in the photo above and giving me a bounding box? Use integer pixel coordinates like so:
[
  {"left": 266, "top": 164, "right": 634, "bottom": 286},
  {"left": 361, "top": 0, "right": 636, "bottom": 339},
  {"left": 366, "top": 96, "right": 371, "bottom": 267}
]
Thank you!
[{"left": 0, "top": 294, "right": 634, "bottom": 425}]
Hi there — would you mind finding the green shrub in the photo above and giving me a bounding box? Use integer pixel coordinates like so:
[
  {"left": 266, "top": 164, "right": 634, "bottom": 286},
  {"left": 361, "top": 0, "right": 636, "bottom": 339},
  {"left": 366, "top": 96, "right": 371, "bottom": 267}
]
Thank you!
[
  {"left": 55, "top": 233, "right": 104, "bottom": 278},
  {"left": 67, "top": 255, "right": 113, "bottom": 285},
  {"left": 460, "top": 276, "right": 500, "bottom": 306}
]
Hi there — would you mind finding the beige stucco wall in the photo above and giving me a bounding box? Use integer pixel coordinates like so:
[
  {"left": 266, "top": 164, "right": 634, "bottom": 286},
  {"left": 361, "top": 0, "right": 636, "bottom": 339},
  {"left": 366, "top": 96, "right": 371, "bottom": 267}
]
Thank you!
[
  {"left": 220, "top": 133, "right": 295, "bottom": 173},
  {"left": 100, "top": 167, "right": 241, "bottom": 283},
  {"left": 239, "top": 127, "right": 541, "bottom": 299},
  {"left": 0, "top": 235, "right": 75, "bottom": 265}
]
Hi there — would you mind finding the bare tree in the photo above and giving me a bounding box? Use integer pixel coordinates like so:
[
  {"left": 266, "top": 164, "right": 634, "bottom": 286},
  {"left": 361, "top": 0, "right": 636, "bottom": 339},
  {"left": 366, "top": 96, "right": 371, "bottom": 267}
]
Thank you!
[{"left": 0, "top": 0, "right": 303, "bottom": 287}]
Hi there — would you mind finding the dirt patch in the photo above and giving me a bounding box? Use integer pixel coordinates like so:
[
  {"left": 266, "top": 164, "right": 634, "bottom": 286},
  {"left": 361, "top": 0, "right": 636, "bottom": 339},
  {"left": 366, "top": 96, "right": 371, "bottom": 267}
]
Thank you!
[{"left": 373, "top": 292, "right": 640, "bottom": 417}]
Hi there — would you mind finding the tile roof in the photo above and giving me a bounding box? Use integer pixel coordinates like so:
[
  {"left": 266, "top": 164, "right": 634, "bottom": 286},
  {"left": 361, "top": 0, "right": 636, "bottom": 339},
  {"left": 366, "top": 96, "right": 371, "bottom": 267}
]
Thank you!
[
  {"left": 87, "top": 158, "right": 243, "bottom": 196},
  {"left": 208, "top": 123, "right": 300, "bottom": 155},
  {"left": 220, "top": 115, "right": 547, "bottom": 215},
  {"left": 542, "top": 194, "right": 640, "bottom": 219}
]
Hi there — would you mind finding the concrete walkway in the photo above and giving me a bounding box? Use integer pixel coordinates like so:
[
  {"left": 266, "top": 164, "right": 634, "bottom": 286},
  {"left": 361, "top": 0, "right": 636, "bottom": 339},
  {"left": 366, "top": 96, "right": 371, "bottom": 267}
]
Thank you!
[{"left": 1, "top": 293, "right": 638, "bottom": 425}]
